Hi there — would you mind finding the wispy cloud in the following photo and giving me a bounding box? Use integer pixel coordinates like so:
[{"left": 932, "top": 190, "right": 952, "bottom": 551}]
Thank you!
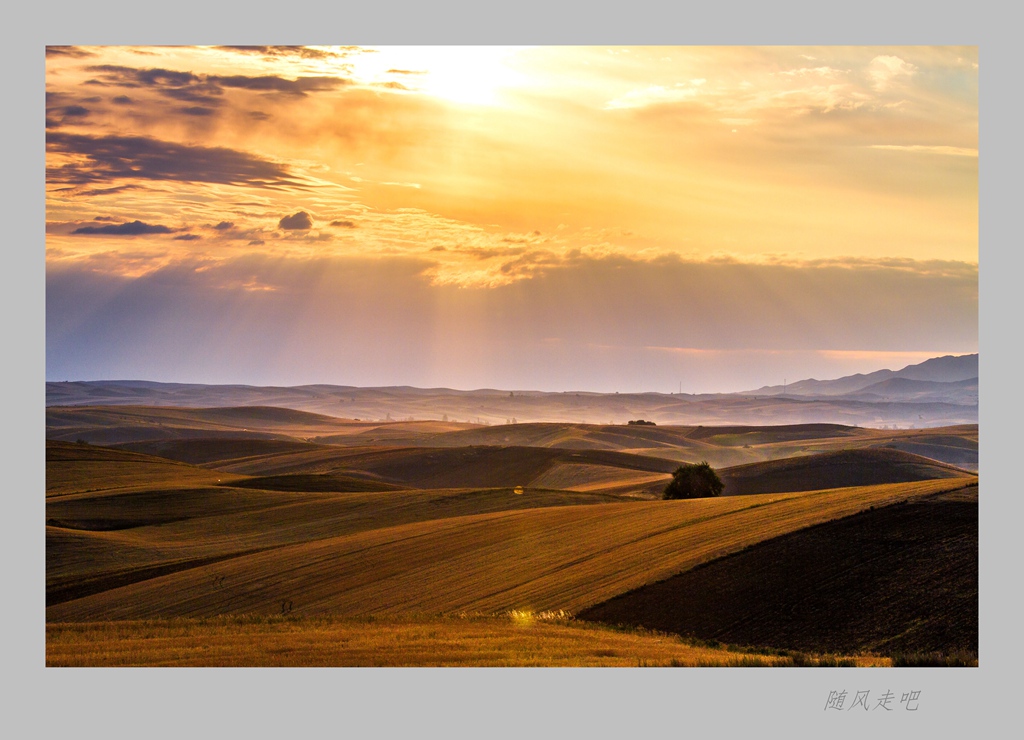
[
  {"left": 604, "top": 80, "right": 705, "bottom": 110},
  {"left": 868, "top": 144, "right": 978, "bottom": 157}
]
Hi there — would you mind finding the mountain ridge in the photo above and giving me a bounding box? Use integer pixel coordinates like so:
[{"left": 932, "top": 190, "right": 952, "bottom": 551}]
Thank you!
[{"left": 740, "top": 354, "right": 977, "bottom": 397}]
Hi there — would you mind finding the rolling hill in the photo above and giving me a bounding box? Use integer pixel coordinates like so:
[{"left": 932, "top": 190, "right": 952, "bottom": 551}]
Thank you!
[
  {"left": 717, "top": 448, "right": 972, "bottom": 496},
  {"left": 47, "top": 405, "right": 977, "bottom": 472},
  {"left": 47, "top": 477, "right": 973, "bottom": 622},
  {"left": 45, "top": 404, "right": 978, "bottom": 665}
]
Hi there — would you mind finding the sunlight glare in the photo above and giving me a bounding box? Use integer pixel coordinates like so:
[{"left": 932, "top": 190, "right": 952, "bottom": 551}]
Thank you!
[{"left": 361, "top": 46, "right": 528, "bottom": 106}]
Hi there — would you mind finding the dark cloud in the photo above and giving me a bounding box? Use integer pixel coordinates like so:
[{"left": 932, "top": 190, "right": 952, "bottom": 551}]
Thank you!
[
  {"left": 72, "top": 220, "right": 174, "bottom": 235},
  {"left": 330, "top": 219, "right": 356, "bottom": 228},
  {"left": 249, "top": 111, "right": 271, "bottom": 121},
  {"left": 173, "top": 234, "right": 202, "bottom": 241},
  {"left": 67, "top": 184, "right": 145, "bottom": 197},
  {"left": 248, "top": 239, "right": 265, "bottom": 246},
  {"left": 212, "top": 75, "right": 346, "bottom": 94},
  {"left": 214, "top": 221, "right": 234, "bottom": 230},
  {"left": 112, "top": 95, "right": 133, "bottom": 104},
  {"left": 84, "top": 64, "right": 348, "bottom": 105},
  {"left": 46, "top": 132, "right": 305, "bottom": 190},
  {"left": 46, "top": 220, "right": 101, "bottom": 235},
  {"left": 180, "top": 106, "right": 216, "bottom": 116},
  {"left": 162, "top": 87, "right": 223, "bottom": 105},
  {"left": 279, "top": 211, "right": 313, "bottom": 230},
  {"left": 85, "top": 65, "right": 222, "bottom": 105},
  {"left": 47, "top": 103, "right": 92, "bottom": 127},
  {"left": 46, "top": 46, "right": 95, "bottom": 58}
]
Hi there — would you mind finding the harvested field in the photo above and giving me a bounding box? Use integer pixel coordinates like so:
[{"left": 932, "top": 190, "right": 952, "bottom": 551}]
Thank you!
[
  {"left": 579, "top": 485, "right": 978, "bottom": 659},
  {"left": 47, "top": 477, "right": 974, "bottom": 622},
  {"left": 48, "top": 484, "right": 628, "bottom": 607}
]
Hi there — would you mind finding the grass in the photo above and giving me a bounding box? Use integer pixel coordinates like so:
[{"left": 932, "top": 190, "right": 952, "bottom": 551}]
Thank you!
[
  {"left": 46, "top": 614, "right": 889, "bottom": 667},
  {"left": 891, "top": 651, "right": 978, "bottom": 667}
]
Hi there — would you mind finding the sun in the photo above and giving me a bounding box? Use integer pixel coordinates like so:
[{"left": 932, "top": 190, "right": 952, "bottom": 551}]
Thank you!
[{"left": 359, "top": 46, "right": 528, "bottom": 107}]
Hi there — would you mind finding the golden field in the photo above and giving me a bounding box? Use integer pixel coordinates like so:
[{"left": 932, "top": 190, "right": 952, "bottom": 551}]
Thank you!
[{"left": 45, "top": 414, "right": 978, "bottom": 666}]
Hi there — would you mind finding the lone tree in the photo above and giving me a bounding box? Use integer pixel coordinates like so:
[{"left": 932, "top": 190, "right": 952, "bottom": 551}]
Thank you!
[{"left": 663, "top": 461, "right": 724, "bottom": 500}]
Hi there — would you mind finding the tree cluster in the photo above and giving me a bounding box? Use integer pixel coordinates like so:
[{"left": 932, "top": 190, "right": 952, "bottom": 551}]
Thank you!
[{"left": 663, "top": 461, "right": 724, "bottom": 500}]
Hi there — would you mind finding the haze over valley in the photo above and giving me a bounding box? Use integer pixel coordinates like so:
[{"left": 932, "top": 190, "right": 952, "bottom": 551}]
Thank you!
[{"left": 48, "top": 353, "right": 978, "bottom": 430}]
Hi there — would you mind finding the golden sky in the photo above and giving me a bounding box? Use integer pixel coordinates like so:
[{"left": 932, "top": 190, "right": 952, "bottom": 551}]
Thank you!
[{"left": 45, "top": 45, "right": 977, "bottom": 391}]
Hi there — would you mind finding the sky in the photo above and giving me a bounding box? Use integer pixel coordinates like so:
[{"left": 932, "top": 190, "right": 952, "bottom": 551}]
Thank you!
[{"left": 45, "top": 45, "right": 978, "bottom": 393}]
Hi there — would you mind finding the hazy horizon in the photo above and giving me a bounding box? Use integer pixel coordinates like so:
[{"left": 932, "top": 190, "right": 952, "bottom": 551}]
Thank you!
[
  {"left": 46, "top": 46, "right": 977, "bottom": 394},
  {"left": 47, "top": 350, "right": 977, "bottom": 398}
]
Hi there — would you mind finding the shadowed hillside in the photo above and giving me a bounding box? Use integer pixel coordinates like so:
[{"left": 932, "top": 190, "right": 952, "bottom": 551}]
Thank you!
[
  {"left": 579, "top": 485, "right": 977, "bottom": 658},
  {"left": 718, "top": 448, "right": 973, "bottom": 496}
]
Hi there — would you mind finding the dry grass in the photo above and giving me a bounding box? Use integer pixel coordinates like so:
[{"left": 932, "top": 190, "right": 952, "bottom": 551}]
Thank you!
[
  {"left": 47, "top": 477, "right": 974, "bottom": 622},
  {"left": 46, "top": 614, "right": 889, "bottom": 667}
]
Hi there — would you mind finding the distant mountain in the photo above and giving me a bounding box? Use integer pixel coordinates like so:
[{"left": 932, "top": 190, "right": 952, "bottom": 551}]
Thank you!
[
  {"left": 742, "top": 354, "right": 977, "bottom": 398},
  {"left": 891, "top": 354, "right": 979, "bottom": 382},
  {"left": 838, "top": 376, "right": 978, "bottom": 404}
]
